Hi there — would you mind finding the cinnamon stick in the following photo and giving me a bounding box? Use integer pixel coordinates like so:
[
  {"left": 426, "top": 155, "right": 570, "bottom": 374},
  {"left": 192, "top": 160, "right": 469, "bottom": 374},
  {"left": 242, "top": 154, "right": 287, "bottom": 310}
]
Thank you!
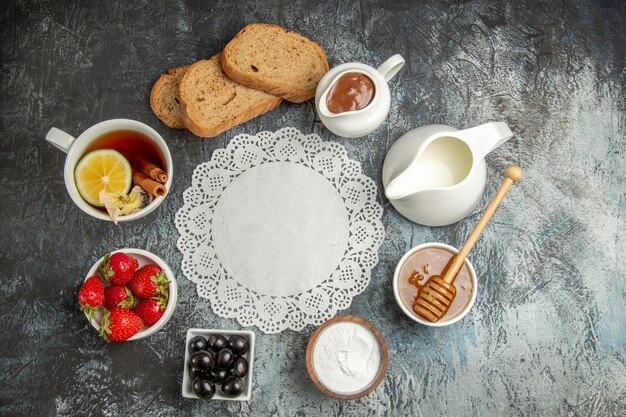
[
  {"left": 117, "top": 149, "right": 168, "bottom": 184},
  {"left": 133, "top": 169, "right": 166, "bottom": 197}
]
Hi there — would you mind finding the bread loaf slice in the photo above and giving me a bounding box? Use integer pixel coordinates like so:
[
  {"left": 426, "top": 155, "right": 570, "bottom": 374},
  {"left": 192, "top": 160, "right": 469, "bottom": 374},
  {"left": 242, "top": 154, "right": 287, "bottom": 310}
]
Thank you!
[
  {"left": 150, "top": 65, "right": 190, "bottom": 129},
  {"left": 222, "top": 23, "right": 329, "bottom": 103},
  {"left": 178, "top": 53, "right": 282, "bottom": 138}
]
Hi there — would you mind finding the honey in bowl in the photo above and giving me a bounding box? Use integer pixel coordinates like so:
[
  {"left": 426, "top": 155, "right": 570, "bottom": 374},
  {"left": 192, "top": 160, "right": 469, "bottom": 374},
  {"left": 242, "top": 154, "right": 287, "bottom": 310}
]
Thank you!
[{"left": 396, "top": 246, "right": 474, "bottom": 321}]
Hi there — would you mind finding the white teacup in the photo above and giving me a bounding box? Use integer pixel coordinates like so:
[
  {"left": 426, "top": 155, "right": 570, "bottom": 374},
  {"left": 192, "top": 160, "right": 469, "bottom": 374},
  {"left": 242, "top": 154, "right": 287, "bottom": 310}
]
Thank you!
[{"left": 46, "top": 119, "right": 173, "bottom": 222}]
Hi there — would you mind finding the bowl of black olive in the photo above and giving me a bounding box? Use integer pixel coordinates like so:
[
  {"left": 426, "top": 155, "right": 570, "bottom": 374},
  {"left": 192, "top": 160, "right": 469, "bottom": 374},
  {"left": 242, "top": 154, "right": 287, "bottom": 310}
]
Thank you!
[{"left": 182, "top": 328, "right": 255, "bottom": 401}]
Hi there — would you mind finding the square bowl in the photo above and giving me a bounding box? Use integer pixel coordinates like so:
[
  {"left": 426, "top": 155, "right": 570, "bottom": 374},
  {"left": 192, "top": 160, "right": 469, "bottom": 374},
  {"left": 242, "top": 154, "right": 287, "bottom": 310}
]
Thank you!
[{"left": 182, "top": 328, "right": 255, "bottom": 401}]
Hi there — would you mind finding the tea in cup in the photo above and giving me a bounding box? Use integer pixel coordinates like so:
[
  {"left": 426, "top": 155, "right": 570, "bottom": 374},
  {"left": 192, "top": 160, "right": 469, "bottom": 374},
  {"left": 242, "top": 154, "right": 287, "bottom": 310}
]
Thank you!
[{"left": 45, "top": 119, "right": 173, "bottom": 222}]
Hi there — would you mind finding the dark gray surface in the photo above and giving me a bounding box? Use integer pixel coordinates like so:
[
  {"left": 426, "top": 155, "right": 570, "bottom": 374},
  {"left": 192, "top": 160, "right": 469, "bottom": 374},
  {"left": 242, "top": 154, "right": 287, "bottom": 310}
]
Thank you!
[{"left": 1, "top": 0, "right": 625, "bottom": 416}]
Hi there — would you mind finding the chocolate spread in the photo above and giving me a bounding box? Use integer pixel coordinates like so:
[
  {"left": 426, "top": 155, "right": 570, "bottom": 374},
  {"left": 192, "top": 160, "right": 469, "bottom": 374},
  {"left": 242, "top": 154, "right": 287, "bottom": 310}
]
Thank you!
[{"left": 325, "top": 72, "right": 375, "bottom": 114}]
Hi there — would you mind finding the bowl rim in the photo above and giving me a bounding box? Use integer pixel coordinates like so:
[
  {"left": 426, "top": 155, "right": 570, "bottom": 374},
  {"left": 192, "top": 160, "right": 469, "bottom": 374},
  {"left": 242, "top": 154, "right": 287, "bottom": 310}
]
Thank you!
[
  {"left": 392, "top": 242, "right": 478, "bottom": 327},
  {"left": 83, "top": 248, "right": 178, "bottom": 340},
  {"left": 181, "top": 328, "right": 255, "bottom": 401},
  {"left": 305, "top": 315, "right": 388, "bottom": 400}
]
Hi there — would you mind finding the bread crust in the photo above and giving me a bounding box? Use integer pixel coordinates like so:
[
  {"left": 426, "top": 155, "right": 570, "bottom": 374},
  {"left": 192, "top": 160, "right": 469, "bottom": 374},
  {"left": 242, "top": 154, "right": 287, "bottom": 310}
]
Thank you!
[
  {"left": 167, "top": 65, "right": 190, "bottom": 76},
  {"left": 179, "top": 54, "right": 282, "bottom": 138},
  {"left": 150, "top": 64, "right": 190, "bottom": 129},
  {"left": 222, "top": 23, "right": 329, "bottom": 103}
]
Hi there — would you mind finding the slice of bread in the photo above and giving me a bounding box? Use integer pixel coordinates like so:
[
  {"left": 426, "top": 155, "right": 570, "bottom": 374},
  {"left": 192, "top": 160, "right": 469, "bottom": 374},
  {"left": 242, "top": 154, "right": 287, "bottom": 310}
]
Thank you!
[
  {"left": 179, "top": 53, "right": 282, "bottom": 138},
  {"left": 150, "top": 65, "right": 190, "bottom": 129},
  {"left": 222, "top": 23, "right": 329, "bottom": 103}
]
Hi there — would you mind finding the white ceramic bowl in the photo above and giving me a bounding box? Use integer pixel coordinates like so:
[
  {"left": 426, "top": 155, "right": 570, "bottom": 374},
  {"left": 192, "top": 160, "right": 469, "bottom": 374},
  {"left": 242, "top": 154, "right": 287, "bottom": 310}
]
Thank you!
[
  {"left": 393, "top": 242, "right": 477, "bottom": 327},
  {"left": 83, "top": 248, "right": 178, "bottom": 340},
  {"left": 182, "top": 328, "right": 255, "bottom": 401}
]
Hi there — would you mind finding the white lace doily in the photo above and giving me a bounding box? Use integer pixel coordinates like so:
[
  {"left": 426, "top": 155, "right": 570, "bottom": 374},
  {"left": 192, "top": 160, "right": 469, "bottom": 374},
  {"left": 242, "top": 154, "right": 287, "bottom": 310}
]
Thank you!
[{"left": 175, "top": 127, "right": 385, "bottom": 333}]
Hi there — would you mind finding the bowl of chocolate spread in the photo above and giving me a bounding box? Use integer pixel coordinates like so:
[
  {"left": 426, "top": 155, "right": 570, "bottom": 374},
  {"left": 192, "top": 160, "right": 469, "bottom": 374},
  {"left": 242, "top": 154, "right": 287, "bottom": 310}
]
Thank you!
[
  {"left": 315, "top": 54, "right": 404, "bottom": 138},
  {"left": 393, "top": 242, "right": 478, "bottom": 326}
]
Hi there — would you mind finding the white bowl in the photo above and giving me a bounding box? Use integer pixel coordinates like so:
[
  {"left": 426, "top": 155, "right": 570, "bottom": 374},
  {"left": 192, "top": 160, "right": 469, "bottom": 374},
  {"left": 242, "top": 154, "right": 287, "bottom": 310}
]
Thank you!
[
  {"left": 182, "top": 328, "right": 255, "bottom": 401},
  {"left": 83, "top": 248, "right": 178, "bottom": 340},
  {"left": 393, "top": 242, "right": 477, "bottom": 327}
]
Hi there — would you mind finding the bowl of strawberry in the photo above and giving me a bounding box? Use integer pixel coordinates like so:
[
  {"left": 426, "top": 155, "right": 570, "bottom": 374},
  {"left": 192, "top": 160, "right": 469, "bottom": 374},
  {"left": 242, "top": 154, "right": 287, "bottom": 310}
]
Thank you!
[{"left": 78, "top": 248, "right": 178, "bottom": 341}]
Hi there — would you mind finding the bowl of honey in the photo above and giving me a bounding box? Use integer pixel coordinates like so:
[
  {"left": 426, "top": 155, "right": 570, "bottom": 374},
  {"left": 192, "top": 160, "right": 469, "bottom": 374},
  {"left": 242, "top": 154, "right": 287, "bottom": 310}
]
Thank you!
[{"left": 393, "top": 242, "right": 477, "bottom": 326}]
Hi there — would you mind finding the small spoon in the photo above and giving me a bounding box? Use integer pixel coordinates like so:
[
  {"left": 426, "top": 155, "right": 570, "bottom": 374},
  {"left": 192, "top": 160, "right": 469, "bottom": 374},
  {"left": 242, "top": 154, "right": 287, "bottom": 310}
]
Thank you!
[{"left": 413, "top": 165, "right": 523, "bottom": 322}]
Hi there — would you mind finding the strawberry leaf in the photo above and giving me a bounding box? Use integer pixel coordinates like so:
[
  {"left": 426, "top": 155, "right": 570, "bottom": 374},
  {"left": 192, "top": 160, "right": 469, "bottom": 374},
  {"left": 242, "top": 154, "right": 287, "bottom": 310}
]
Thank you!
[
  {"left": 117, "top": 287, "right": 134, "bottom": 309},
  {"left": 98, "top": 253, "right": 112, "bottom": 283},
  {"left": 98, "top": 308, "right": 112, "bottom": 341},
  {"left": 151, "top": 295, "right": 168, "bottom": 310},
  {"left": 151, "top": 271, "right": 170, "bottom": 297},
  {"left": 80, "top": 304, "right": 96, "bottom": 320}
]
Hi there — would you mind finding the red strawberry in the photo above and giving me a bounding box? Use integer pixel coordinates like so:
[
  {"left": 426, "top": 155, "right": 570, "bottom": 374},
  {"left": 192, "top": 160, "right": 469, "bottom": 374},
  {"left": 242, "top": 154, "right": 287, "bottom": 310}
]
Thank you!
[
  {"left": 78, "top": 275, "right": 104, "bottom": 319},
  {"left": 104, "top": 285, "right": 134, "bottom": 310},
  {"left": 133, "top": 296, "right": 167, "bottom": 326},
  {"left": 128, "top": 264, "right": 169, "bottom": 299},
  {"left": 99, "top": 307, "right": 143, "bottom": 341},
  {"left": 99, "top": 252, "right": 137, "bottom": 285}
]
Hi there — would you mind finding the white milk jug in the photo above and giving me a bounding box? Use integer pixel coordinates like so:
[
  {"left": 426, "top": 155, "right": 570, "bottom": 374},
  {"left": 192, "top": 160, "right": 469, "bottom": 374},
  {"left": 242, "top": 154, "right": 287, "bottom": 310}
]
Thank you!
[{"left": 382, "top": 122, "right": 513, "bottom": 226}]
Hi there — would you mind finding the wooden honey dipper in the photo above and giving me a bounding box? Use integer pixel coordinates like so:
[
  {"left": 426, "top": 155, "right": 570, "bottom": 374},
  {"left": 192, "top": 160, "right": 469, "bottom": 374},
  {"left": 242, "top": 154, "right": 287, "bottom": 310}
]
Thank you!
[{"left": 413, "top": 165, "right": 523, "bottom": 322}]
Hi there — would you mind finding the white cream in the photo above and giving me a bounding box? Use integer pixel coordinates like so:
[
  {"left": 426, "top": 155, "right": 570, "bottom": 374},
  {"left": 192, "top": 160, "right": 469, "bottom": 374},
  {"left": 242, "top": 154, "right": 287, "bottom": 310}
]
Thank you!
[{"left": 312, "top": 321, "right": 381, "bottom": 394}]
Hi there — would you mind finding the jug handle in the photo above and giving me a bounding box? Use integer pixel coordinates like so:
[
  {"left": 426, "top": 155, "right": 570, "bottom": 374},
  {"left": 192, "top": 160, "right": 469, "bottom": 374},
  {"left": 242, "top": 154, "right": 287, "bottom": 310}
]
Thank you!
[
  {"left": 377, "top": 54, "right": 405, "bottom": 82},
  {"left": 455, "top": 122, "right": 513, "bottom": 163},
  {"left": 46, "top": 127, "right": 76, "bottom": 154}
]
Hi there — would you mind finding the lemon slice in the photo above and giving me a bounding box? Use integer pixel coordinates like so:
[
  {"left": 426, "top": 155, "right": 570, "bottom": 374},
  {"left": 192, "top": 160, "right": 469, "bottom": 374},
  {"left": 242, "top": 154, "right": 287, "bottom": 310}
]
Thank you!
[{"left": 75, "top": 149, "right": 132, "bottom": 207}]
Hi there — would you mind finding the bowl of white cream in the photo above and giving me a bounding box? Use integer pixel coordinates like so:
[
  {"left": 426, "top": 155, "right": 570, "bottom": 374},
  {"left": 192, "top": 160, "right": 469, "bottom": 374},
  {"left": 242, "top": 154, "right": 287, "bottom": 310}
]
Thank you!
[{"left": 306, "top": 316, "right": 388, "bottom": 399}]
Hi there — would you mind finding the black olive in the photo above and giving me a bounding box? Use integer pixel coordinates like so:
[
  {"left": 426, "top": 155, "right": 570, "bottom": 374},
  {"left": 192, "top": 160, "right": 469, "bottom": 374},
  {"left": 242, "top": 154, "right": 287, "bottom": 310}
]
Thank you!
[
  {"left": 208, "top": 367, "right": 229, "bottom": 383},
  {"left": 188, "top": 335, "right": 208, "bottom": 354},
  {"left": 206, "top": 334, "right": 228, "bottom": 352},
  {"left": 228, "top": 335, "right": 250, "bottom": 356},
  {"left": 190, "top": 350, "right": 214, "bottom": 372},
  {"left": 221, "top": 376, "right": 245, "bottom": 398},
  {"left": 215, "top": 348, "right": 234, "bottom": 370},
  {"left": 189, "top": 367, "right": 210, "bottom": 380},
  {"left": 192, "top": 377, "right": 215, "bottom": 400},
  {"left": 230, "top": 356, "right": 248, "bottom": 378}
]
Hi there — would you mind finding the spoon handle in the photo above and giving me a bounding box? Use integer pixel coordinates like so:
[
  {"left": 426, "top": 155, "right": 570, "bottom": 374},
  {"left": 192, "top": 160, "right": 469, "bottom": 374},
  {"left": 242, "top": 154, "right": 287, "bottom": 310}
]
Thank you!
[{"left": 443, "top": 166, "right": 523, "bottom": 284}]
